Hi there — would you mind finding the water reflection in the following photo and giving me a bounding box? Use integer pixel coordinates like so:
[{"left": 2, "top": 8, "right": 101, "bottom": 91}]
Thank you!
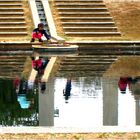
[
  {"left": 1, "top": 75, "right": 140, "bottom": 127},
  {"left": 63, "top": 78, "right": 72, "bottom": 103},
  {"left": 0, "top": 78, "right": 38, "bottom": 126},
  {"left": 54, "top": 77, "right": 140, "bottom": 127},
  {"left": 118, "top": 77, "right": 140, "bottom": 95},
  {"left": 31, "top": 56, "right": 49, "bottom": 76},
  {"left": 29, "top": 56, "right": 49, "bottom": 93}
]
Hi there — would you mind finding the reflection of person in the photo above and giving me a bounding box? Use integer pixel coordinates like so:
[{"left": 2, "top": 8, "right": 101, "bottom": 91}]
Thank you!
[
  {"left": 32, "top": 56, "right": 42, "bottom": 72},
  {"left": 30, "top": 23, "right": 51, "bottom": 42},
  {"left": 13, "top": 76, "right": 20, "bottom": 94},
  {"left": 32, "top": 57, "right": 49, "bottom": 75},
  {"left": 41, "top": 57, "right": 49, "bottom": 70},
  {"left": 118, "top": 77, "right": 132, "bottom": 94},
  {"left": 63, "top": 79, "right": 72, "bottom": 103},
  {"left": 40, "top": 82, "right": 46, "bottom": 93}
]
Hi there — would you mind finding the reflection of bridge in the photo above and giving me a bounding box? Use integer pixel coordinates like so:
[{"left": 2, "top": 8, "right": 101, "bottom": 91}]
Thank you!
[
  {"left": 0, "top": 50, "right": 31, "bottom": 79},
  {"left": 56, "top": 55, "right": 118, "bottom": 77}
]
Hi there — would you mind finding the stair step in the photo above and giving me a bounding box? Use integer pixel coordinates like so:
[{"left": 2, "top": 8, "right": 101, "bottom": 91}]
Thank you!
[
  {"left": 0, "top": 27, "right": 26, "bottom": 29},
  {"left": 54, "top": 0, "right": 120, "bottom": 37},
  {"left": 0, "top": 22, "right": 26, "bottom": 27},
  {"left": 0, "top": 4, "right": 22, "bottom": 6},
  {"left": 65, "top": 32, "right": 121, "bottom": 36},
  {"left": 59, "top": 17, "right": 113, "bottom": 22},
  {"left": 0, "top": 12, "right": 24, "bottom": 16},
  {"left": 63, "top": 27, "right": 117, "bottom": 29},
  {"left": 57, "top": 8, "right": 108, "bottom": 12},
  {"left": 0, "top": 32, "right": 27, "bottom": 37},
  {"left": 0, "top": 17, "right": 25, "bottom": 21},
  {"left": 61, "top": 22, "right": 116, "bottom": 27},
  {"left": 60, "top": 17, "right": 112, "bottom": 19},
  {"left": 55, "top": 3, "right": 105, "bottom": 6},
  {"left": 63, "top": 27, "right": 118, "bottom": 32},
  {"left": 62, "top": 22, "right": 114, "bottom": 25},
  {"left": 0, "top": 17, "right": 24, "bottom": 19},
  {"left": 57, "top": 7, "right": 107, "bottom": 10},
  {"left": 0, "top": 32, "right": 27, "bottom": 34},
  {"left": 0, "top": 8, "right": 23, "bottom": 12},
  {"left": 0, "top": 1, "right": 22, "bottom": 4},
  {"left": 0, "top": 0, "right": 21, "bottom": 1},
  {"left": 0, "top": 12, "right": 23, "bottom": 14},
  {"left": 0, "top": 27, "right": 27, "bottom": 32},
  {"left": 65, "top": 32, "right": 121, "bottom": 34},
  {"left": 59, "top": 11, "right": 110, "bottom": 15}
]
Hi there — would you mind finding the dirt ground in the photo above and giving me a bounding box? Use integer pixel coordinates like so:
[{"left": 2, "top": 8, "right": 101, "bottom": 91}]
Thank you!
[
  {"left": 0, "top": 133, "right": 139, "bottom": 140},
  {"left": 106, "top": 1, "right": 140, "bottom": 41}
]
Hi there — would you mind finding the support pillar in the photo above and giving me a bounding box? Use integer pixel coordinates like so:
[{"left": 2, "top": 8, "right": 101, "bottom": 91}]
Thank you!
[
  {"left": 103, "top": 78, "right": 118, "bottom": 126},
  {"left": 136, "top": 100, "right": 140, "bottom": 125},
  {"left": 39, "top": 78, "right": 54, "bottom": 126}
]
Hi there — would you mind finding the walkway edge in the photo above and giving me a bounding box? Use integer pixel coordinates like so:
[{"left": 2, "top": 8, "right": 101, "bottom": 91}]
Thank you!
[
  {"left": 68, "top": 40, "right": 140, "bottom": 44},
  {"left": 0, "top": 126, "right": 140, "bottom": 133}
]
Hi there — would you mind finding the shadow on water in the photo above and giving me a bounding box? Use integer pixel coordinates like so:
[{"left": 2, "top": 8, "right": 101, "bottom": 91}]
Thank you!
[{"left": 1, "top": 51, "right": 140, "bottom": 128}]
